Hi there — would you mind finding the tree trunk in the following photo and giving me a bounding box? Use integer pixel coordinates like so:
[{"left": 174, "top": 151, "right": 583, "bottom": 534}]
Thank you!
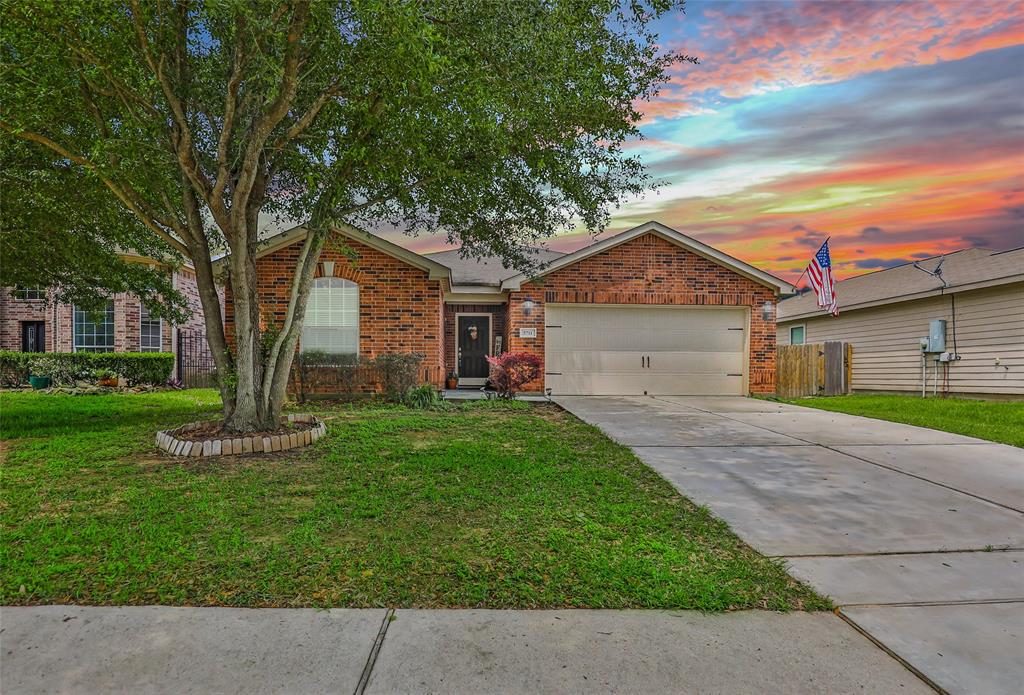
[{"left": 221, "top": 248, "right": 275, "bottom": 432}]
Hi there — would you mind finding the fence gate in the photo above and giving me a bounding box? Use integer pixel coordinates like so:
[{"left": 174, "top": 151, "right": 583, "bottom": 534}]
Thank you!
[
  {"left": 176, "top": 330, "right": 217, "bottom": 388},
  {"left": 776, "top": 341, "right": 852, "bottom": 398}
]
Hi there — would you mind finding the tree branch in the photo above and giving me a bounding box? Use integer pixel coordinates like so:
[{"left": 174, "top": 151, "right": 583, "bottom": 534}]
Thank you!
[
  {"left": 268, "top": 77, "right": 342, "bottom": 156},
  {"left": 335, "top": 175, "right": 441, "bottom": 217},
  {"left": 232, "top": 0, "right": 310, "bottom": 223},
  {"left": 211, "top": 19, "right": 247, "bottom": 206},
  {"left": 127, "top": 0, "right": 228, "bottom": 229},
  {"left": 1, "top": 120, "right": 189, "bottom": 254}
]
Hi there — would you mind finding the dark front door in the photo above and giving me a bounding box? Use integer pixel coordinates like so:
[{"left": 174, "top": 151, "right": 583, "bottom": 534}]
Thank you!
[
  {"left": 458, "top": 315, "right": 491, "bottom": 382},
  {"left": 21, "top": 321, "right": 45, "bottom": 352}
]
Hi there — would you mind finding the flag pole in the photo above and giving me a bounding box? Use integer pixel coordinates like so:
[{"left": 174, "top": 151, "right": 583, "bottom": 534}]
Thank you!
[
  {"left": 792, "top": 267, "right": 809, "bottom": 290},
  {"left": 793, "top": 236, "right": 832, "bottom": 291}
]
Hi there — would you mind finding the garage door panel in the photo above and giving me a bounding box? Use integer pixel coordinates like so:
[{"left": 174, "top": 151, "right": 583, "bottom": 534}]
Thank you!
[
  {"left": 547, "top": 305, "right": 744, "bottom": 330},
  {"left": 650, "top": 351, "right": 744, "bottom": 373},
  {"left": 546, "top": 350, "right": 649, "bottom": 373},
  {"left": 547, "top": 327, "right": 745, "bottom": 352},
  {"left": 548, "top": 350, "right": 743, "bottom": 374},
  {"left": 547, "top": 372, "right": 744, "bottom": 396},
  {"left": 544, "top": 304, "right": 747, "bottom": 396}
]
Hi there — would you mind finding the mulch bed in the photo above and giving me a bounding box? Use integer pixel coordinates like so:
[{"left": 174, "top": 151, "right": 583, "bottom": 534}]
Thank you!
[{"left": 174, "top": 420, "right": 307, "bottom": 442}]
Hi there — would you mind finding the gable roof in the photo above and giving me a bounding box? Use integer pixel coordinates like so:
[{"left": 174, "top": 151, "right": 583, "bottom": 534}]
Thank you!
[
  {"left": 212, "top": 222, "right": 451, "bottom": 281},
  {"left": 424, "top": 248, "right": 566, "bottom": 286},
  {"left": 498, "top": 221, "right": 795, "bottom": 294},
  {"left": 778, "top": 247, "right": 1024, "bottom": 321}
]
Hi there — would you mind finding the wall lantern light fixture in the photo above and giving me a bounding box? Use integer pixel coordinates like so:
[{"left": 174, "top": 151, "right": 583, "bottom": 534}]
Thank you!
[
  {"left": 522, "top": 297, "right": 536, "bottom": 316},
  {"left": 761, "top": 301, "right": 775, "bottom": 322}
]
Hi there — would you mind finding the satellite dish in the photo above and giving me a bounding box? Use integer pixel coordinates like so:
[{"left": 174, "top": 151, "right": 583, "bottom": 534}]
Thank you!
[{"left": 912, "top": 256, "right": 949, "bottom": 288}]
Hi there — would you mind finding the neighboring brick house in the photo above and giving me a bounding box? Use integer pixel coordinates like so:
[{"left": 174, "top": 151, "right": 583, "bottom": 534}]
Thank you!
[
  {"left": 0, "top": 256, "right": 216, "bottom": 378},
  {"left": 222, "top": 220, "right": 792, "bottom": 395}
]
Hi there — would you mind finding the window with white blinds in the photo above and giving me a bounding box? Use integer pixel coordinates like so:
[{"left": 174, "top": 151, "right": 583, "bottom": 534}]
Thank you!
[{"left": 301, "top": 277, "right": 359, "bottom": 354}]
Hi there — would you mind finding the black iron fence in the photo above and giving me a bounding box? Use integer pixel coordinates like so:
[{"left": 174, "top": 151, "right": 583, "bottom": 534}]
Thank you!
[{"left": 176, "top": 330, "right": 217, "bottom": 389}]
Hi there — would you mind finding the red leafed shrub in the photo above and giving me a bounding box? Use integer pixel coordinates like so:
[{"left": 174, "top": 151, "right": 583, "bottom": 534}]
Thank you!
[{"left": 486, "top": 351, "right": 542, "bottom": 398}]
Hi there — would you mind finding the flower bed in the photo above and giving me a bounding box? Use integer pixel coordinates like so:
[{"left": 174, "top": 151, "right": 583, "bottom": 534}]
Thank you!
[{"left": 156, "top": 413, "right": 326, "bottom": 457}]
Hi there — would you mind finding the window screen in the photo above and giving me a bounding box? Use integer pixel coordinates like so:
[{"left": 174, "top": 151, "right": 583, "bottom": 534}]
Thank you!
[
  {"left": 790, "top": 325, "right": 805, "bottom": 345},
  {"left": 301, "top": 277, "right": 359, "bottom": 354}
]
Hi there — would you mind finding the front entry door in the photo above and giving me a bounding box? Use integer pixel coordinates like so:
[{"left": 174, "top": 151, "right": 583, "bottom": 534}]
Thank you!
[
  {"left": 21, "top": 321, "right": 46, "bottom": 352},
  {"left": 457, "top": 315, "right": 491, "bottom": 385}
]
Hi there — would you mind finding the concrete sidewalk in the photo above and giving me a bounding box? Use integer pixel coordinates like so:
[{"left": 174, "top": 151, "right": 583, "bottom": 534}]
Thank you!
[
  {"left": 0, "top": 605, "right": 928, "bottom": 695},
  {"left": 556, "top": 395, "right": 1024, "bottom": 694}
]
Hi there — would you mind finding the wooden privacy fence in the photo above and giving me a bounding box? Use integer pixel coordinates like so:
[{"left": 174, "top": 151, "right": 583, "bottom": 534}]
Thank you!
[{"left": 776, "top": 341, "right": 853, "bottom": 398}]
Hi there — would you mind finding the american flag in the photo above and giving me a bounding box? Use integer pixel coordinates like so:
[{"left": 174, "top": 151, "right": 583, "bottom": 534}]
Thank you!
[{"left": 806, "top": 239, "right": 839, "bottom": 315}]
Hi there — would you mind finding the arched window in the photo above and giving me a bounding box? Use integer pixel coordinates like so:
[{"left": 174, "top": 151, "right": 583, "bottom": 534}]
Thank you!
[{"left": 302, "top": 277, "right": 359, "bottom": 354}]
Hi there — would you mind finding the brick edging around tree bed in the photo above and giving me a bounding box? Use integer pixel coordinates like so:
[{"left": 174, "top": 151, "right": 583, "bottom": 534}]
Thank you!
[{"left": 156, "top": 414, "right": 326, "bottom": 457}]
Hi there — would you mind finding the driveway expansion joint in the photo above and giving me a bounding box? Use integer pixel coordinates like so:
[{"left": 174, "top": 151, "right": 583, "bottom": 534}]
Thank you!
[
  {"left": 838, "top": 598, "right": 1024, "bottom": 608},
  {"left": 354, "top": 607, "right": 395, "bottom": 695},
  {"left": 834, "top": 611, "right": 945, "bottom": 694},
  {"left": 776, "top": 547, "right": 1024, "bottom": 558}
]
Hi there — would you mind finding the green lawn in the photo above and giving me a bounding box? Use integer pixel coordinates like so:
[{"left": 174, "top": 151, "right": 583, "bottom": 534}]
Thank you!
[
  {"left": 777, "top": 394, "right": 1024, "bottom": 447},
  {"left": 0, "top": 389, "right": 825, "bottom": 611}
]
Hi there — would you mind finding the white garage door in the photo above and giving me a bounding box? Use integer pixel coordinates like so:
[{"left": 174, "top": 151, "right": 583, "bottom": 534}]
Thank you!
[{"left": 544, "top": 305, "right": 747, "bottom": 396}]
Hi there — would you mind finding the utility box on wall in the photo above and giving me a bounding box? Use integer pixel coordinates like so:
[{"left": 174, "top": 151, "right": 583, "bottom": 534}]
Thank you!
[{"left": 927, "top": 319, "right": 947, "bottom": 353}]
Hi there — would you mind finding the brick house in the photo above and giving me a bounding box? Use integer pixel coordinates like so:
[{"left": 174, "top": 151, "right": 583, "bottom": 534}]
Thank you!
[
  {"left": 222, "top": 220, "right": 793, "bottom": 395},
  {"left": 0, "top": 255, "right": 214, "bottom": 377}
]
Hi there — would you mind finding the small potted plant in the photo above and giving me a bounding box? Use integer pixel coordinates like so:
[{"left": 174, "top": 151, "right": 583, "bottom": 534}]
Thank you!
[
  {"left": 445, "top": 370, "right": 458, "bottom": 390},
  {"left": 28, "top": 373, "right": 51, "bottom": 390},
  {"left": 95, "top": 368, "right": 118, "bottom": 388}
]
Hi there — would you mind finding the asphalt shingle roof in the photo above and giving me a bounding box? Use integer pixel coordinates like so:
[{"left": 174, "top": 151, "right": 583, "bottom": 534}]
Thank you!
[
  {"left": 778, "top": 247, "right": 1024, "bottom": 320},
  {"left": 424, "top": 248, "right": 566, "bottom": 286}
]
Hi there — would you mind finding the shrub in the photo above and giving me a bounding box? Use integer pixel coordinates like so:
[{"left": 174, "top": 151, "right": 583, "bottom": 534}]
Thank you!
[
  {"left": 403, "top": 384, "right": 446, "bottom": 409},
  {"left": 371, "top": 352, "right": 424, "bottom": 402},
  {"left": 25, "top": 353, "right": 94, "bottom": 385},
  {"left": 292, "top": 351, "right": 371, "bottom": 402},
  {"left": 486, "top": 352, "right": 542, "bottom": 398},
  {"left": 0, "top": 351, "right": 31, "bottom": 387},
  {"left": 0, "top": 352, "right": 173, "bottom": 387},
  {"left": 93, "top": 353, "right": 175, "bottom": 386}
]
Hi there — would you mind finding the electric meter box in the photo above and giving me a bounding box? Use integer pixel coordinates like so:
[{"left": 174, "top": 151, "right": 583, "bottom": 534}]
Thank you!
[{"left": 927, "top": 319, "right": 947, "bottom": 353}]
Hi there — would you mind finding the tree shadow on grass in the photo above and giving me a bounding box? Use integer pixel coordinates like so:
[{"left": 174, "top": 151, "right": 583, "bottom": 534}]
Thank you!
[{"left": 0, "top": 390, "right": 221, "bottom": 440}]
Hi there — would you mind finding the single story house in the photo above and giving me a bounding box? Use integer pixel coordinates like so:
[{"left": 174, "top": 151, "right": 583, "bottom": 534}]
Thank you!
[
  {"left": 0, "top": 254, "right": 212, "bottom": 376},
  {"left": 221, "top": 220, "right": 793, "bottom": 396},
  {"left": 777, "top": 247, "right": 1024, "bottom": 398}
]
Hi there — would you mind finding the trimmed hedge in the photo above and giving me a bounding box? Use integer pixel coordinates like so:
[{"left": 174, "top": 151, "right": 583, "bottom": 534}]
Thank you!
[{"left": 0, "top": 351, "right": 175, "bottom": 387}]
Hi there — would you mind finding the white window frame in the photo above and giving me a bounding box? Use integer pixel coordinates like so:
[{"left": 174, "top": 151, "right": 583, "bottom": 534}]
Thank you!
[
  {"left": 73, "top": 301, "right": 115, "bottom": 353},
  {"left": 12, "top": 287, "right": 45, "bottom": 301},
  {"left": 301, "top": 277, "right": 360, "bottom": 355},
  {"left": 789, "top": 324, "right": 806, "bottom": 346},
  {"left": 139, "top": 304, "right": 163, "bottom": 352}
]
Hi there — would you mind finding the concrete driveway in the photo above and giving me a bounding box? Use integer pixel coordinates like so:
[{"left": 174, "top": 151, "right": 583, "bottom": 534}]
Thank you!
[{"left": 555, "top": 395, "right": 1024, "bottom": 694}]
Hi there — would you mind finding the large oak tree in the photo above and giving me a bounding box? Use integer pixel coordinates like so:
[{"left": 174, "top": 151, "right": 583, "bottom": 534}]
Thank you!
[{"left": 1, "top": 0, "right": 688, "bottom": 431}]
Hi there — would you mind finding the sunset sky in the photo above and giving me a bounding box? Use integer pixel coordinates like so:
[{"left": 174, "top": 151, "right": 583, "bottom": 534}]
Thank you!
[{"left": 401, "top": 0, "right": 1024, "bottom": 282}]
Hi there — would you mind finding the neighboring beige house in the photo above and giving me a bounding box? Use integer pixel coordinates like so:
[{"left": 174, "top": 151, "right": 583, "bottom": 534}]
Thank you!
[{"left": 777, "top": 247, "right": 1024, "bottom": 398}]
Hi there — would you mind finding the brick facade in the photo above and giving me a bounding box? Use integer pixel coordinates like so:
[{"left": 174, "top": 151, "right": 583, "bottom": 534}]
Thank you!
[
  {"left": 0, "top": 289, "right": 51, "bottom": 351},
  {"left": 1, "top": 264, "right": 211, "bottom": 378},
  {"left": 506, "top": 233, "right": 778, "bottom": 394},
  {"left": 224, "top": 234, "right": 447, "bottom": 388}
]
